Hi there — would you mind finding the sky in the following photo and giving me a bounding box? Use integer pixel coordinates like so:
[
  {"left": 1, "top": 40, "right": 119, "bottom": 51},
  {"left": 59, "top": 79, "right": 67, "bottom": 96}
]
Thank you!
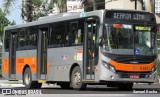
[{"left": 0, "top": 0, "right": 23, "bottom": 25}]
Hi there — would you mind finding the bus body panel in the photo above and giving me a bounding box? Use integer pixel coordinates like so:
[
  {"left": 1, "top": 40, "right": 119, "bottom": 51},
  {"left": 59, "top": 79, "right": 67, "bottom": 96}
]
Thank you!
[{"left": 47, "top": 46, "right": 83, "bottom": 81}]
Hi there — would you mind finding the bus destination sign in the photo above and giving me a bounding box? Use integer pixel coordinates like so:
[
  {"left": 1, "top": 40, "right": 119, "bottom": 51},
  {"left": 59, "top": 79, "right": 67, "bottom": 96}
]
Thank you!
[
  {"left": 114, "top": 12, "right": 146, "bottom": 20},
  {"left": 106, "top": 11, "right": 153, "bottom": 21}
]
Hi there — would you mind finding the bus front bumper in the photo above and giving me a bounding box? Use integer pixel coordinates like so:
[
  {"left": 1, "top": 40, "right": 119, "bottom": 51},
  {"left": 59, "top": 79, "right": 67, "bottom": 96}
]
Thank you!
[{"left": 99, "top": 67, "right": 157, "bottom": 83}]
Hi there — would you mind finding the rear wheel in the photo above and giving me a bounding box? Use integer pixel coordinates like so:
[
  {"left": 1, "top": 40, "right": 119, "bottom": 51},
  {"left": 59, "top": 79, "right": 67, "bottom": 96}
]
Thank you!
[
  {"left": 71, "top": 66, "right": 87, "bottom": 90},
  {"left": 23, "top": 68, "right": 42, "bottom": 89},
  {"left": 117, "top": 82, "right": 133, "bottom": 91}
]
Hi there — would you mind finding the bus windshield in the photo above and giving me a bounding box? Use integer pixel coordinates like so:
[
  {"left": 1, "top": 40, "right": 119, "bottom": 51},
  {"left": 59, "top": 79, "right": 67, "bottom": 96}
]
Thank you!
[{"left": 103, "top": 23, "right": 156, "bottom": 56}]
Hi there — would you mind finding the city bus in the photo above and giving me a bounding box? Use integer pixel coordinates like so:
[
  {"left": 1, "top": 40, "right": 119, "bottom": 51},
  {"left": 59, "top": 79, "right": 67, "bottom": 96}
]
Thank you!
[{"left": 2, "top": 9, "right": 157, "bottom": 90}]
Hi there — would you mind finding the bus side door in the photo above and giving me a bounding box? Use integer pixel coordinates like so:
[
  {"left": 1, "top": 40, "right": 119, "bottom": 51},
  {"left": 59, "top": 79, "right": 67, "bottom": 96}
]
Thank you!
[
  {"left": 83, "top": 17, "right": 99, "bottom": 80},
  {"left": 37, "top": 27, "right": 48, "bottom": 80},
  {"left": 9, "top": 32, "right": 17, "bottom": 79}
]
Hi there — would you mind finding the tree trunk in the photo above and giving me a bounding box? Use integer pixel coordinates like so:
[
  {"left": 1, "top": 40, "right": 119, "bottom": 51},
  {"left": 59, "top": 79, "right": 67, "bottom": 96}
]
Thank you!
[{"left": 92, "top": 0, "right": 97, "bottom": 11}]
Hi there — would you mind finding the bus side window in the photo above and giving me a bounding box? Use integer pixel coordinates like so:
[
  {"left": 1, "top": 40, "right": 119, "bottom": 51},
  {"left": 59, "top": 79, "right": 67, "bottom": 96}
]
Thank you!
[
  {"left": 17, "top": 28, "right": 27, "bottom": 50},
  {"left": 49, "top": 22, "right": 65, "bottom": 47},
  {"left": 27, "top": 27, "right": 38, "bottom": 49},
  {"left": 4, "top": 30, "right": 10, "bottom": 52},
  {"left": 67, "top": 19, "right": 84, "bottom": 46}
]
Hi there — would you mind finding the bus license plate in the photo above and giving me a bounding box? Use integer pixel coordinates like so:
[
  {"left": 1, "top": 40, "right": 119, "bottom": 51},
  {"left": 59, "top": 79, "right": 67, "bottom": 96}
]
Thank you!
[{"left": 130, "top": 74, "right": 140, "bottom": 79}]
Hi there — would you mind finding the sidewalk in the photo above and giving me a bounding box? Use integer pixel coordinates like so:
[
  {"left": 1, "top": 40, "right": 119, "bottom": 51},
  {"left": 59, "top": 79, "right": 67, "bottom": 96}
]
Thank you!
[
  {"left": 0, "top": 79, "right": 24, "bottom": 88},
  {"left": 0, "top": 79, "right": 59, "bottom": 88}
]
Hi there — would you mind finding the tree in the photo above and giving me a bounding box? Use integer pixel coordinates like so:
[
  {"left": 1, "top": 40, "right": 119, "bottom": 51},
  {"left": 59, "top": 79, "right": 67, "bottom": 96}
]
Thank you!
[
  {"left": 3, "top": 0, "right": 17, "bottom": 15},
  {"left": 0, "top": 8, "right": 15, "bottom": 42},
  {"left": 22, "top": 0, "right": 55, "bottom": 22},
  {"left": 51, "top": 0, "right": 67, "bottom": 13},
  {"left": 3, "top": 0, "right": 67, "bottom": 22},
  {"left": 3, "top": 0, "right": 55, "bottom": 22}
]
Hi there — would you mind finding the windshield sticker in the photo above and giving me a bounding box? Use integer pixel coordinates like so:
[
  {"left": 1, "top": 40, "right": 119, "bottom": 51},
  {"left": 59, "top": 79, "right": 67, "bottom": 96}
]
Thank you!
[
  {"left": 135, "top": 26, "right": 151, "bottom": 30},
  {"left": 134, "top": 49, "right": 140, "bottom": 55}
]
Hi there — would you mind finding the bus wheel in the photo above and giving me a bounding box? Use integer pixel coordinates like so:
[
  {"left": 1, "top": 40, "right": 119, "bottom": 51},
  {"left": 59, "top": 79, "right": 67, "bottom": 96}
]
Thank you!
[
  {"left": 23, "top": 68, "right": 42, "bottom": 89},
  {"left": 117, "top": 82, "right": 133, "bottom": 91},
  {"left": 71, "top": 66, "right": 86, "bottom": 90}
]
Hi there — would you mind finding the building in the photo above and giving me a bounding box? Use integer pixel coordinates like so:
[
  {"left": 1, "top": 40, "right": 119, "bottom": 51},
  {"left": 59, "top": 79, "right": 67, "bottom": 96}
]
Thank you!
[
  {"left": 50, "top": 0, "right": 84, "bottom": 15},
  {"left": 143, "top": 0, "right": 160, "bottom": 24},
  {"left": 105, "top": 0, "right": 143, "bottom": 10},
  {"left": 67, "top": 0, "right": 84, "bottom": 12},
  {"left": 155, "top": 0, "right": 160, "bottom": 13}
]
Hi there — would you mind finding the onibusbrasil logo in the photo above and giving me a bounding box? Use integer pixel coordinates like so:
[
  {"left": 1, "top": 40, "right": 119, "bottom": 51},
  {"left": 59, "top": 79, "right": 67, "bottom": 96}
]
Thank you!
[{"left": 2, "top": 89, "right": 42, "bottom": 96}]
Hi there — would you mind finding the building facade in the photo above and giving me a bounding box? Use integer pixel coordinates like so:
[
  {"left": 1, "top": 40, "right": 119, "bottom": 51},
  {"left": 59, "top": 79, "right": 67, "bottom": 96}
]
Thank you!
[
  {"left": 50, "top": 0, "right": 84, "bottom": 15},
  {"left": 155, "top": 0, "right": 160, "bottom": 13},
  {"left": 105, "top": 0, "right": 143, "bottom": 10},
  {"left": 67, "top": 0, "right": 84, "bottom": 12}
]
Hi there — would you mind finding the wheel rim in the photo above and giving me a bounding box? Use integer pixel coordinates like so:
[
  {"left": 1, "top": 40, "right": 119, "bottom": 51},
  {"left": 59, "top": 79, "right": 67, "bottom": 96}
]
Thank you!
[
  {"left": 25, "top": 73, "right": 30, "bottom": 85},
  {"left": 73, "top": 72, "right": 81, "bottom": 86}
]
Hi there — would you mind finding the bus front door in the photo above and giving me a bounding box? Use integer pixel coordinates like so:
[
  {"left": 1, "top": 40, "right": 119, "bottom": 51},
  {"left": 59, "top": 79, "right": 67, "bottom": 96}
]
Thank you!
[
  {"left": 9, "top": 32, "right": 17, "bottom": 79},
  {"left": 37, "top": 28, "right": 48, "bottom": 80},
  {"left": 84, "top": 19, "right": 98, "bottom": 81}
]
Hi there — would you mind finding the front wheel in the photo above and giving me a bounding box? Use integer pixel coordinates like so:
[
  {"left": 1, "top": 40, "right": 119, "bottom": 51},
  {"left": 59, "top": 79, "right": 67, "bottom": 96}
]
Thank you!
[
  {"left": 71, "top": 66, "right": 87, "bottom": 90},
  {"left": 23, "top": 68, "right": 42, "bottom": 89}
]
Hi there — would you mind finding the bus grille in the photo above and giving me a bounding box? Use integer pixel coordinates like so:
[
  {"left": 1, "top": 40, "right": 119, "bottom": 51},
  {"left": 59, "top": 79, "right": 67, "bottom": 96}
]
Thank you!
[{"left": 118, "top": 73, "right": 147, "bottom": 78}]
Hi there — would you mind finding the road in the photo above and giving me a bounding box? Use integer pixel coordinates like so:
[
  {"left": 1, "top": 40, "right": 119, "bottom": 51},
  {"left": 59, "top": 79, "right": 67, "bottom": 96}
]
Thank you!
[
  {"left": 0, "top": 77, "right": 160, "bottom": 97},
  {"left": 11, "top": 84, "right": 159, "bottom": 94}
]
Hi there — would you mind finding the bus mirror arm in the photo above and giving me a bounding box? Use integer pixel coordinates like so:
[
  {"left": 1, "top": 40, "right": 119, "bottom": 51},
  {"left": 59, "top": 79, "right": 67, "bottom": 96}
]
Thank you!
[{"left": 99, "top": 38, "right": 103, "bottom": 46}]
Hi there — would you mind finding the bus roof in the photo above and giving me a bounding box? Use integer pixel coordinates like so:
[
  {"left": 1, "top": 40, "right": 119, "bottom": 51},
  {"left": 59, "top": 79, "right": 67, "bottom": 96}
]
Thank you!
[{"left": 4, "top": 9, "right": 154, "bottom": 30}]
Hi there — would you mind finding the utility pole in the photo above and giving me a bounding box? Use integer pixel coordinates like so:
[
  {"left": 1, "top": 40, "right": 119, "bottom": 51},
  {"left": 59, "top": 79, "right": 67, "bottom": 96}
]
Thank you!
[
  {"left": 135, "top": 0, "right": 137, "bottom": 10},
  {"left": 153, "top": 0, "right": 155, "bottom": 13}
]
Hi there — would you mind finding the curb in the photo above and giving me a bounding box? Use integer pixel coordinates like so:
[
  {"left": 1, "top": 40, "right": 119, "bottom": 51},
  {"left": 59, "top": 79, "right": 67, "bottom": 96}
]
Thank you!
[
  {"left": 0, "top": 83, "right": 24, "bottom": 87},
  {"left": 0, "top": 83, "right": 58, "bottom": 88}
]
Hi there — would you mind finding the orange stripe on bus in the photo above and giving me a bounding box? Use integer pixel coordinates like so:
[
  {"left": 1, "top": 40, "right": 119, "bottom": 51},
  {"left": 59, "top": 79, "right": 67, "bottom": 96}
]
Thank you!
[
  {"left": 2, "top": 57, "right": 50, "bottom": 74},
  {"left": 2, "top": 58, "right": 9, "bottom": 74},
  {"left": 109, "top": 60, "right": 156, "bottom": 72},
  {"left": 16, "top": 57, "right": 37, "bottom": 74}
]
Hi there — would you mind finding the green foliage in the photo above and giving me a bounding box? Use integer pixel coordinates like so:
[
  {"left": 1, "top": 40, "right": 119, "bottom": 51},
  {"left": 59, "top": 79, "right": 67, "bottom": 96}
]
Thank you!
[
  {"left": 3, "top": 0, "right": 17, "bottom": 15},
  {"left": 52, "top": 0, "right": 67, "bottom": 13},
  {"left": 157, "top": 32, "right": 160, "bottom": 39},
  {"left": 2, "top": 0, "right": 67, "bottom": 22},
  {"left": 31, "top": 0, "right": 43, "bottom": 8},
  {"left": 0, "top": 8, "right": 15, "bottom": 42},
  {"left": 21, "top": 0, "right": 56, "bottom": 22}
]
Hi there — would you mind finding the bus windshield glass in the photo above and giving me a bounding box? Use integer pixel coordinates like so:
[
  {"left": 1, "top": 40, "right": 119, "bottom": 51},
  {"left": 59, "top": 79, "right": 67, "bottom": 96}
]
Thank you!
[{"left": 103, "top": 24, "right": 156, "bottom": 56}]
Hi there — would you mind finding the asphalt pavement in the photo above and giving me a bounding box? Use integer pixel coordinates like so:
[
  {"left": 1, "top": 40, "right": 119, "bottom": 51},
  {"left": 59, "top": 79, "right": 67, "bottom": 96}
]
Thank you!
[{"left": 0, "top": 77, "right": 160, "bottom": 97}]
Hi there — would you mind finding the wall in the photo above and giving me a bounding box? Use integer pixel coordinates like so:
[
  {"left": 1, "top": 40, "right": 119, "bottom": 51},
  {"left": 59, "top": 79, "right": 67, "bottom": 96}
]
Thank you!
[{"left": 105, "top": 0, "right": 143, "bottom": 10}]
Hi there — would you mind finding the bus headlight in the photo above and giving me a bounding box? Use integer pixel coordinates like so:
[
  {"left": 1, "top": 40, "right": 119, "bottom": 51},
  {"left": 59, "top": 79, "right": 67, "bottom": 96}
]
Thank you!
[
  {"left": 151, "top": 66, "right": 157, "bottom": 73},
  {"left": 102, "top": 60, "right": 116, "bottom": 73},
  {"left": 110, "top": 65, "right": 116, "bottom": 73}
]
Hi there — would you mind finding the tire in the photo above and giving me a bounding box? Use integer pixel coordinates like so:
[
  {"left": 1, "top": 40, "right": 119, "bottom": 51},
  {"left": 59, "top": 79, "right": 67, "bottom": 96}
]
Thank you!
[
  {"left": 59, "top": 82, "right": 71, "bottom": 89},
  {"left": 23, "top": 68, "right": 42, "bottom": 89},
  {"left": 117, "top": 82, "right": 133, "bottom": 91},
  {"left": 71, "top": 66, "right": 87, "bottom": 90}
]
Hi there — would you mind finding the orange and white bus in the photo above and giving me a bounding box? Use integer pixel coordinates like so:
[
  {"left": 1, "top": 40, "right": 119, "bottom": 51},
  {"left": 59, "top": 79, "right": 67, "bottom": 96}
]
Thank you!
[{"left": 2, "top": 9, "right": 158, "bottom": 90}]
